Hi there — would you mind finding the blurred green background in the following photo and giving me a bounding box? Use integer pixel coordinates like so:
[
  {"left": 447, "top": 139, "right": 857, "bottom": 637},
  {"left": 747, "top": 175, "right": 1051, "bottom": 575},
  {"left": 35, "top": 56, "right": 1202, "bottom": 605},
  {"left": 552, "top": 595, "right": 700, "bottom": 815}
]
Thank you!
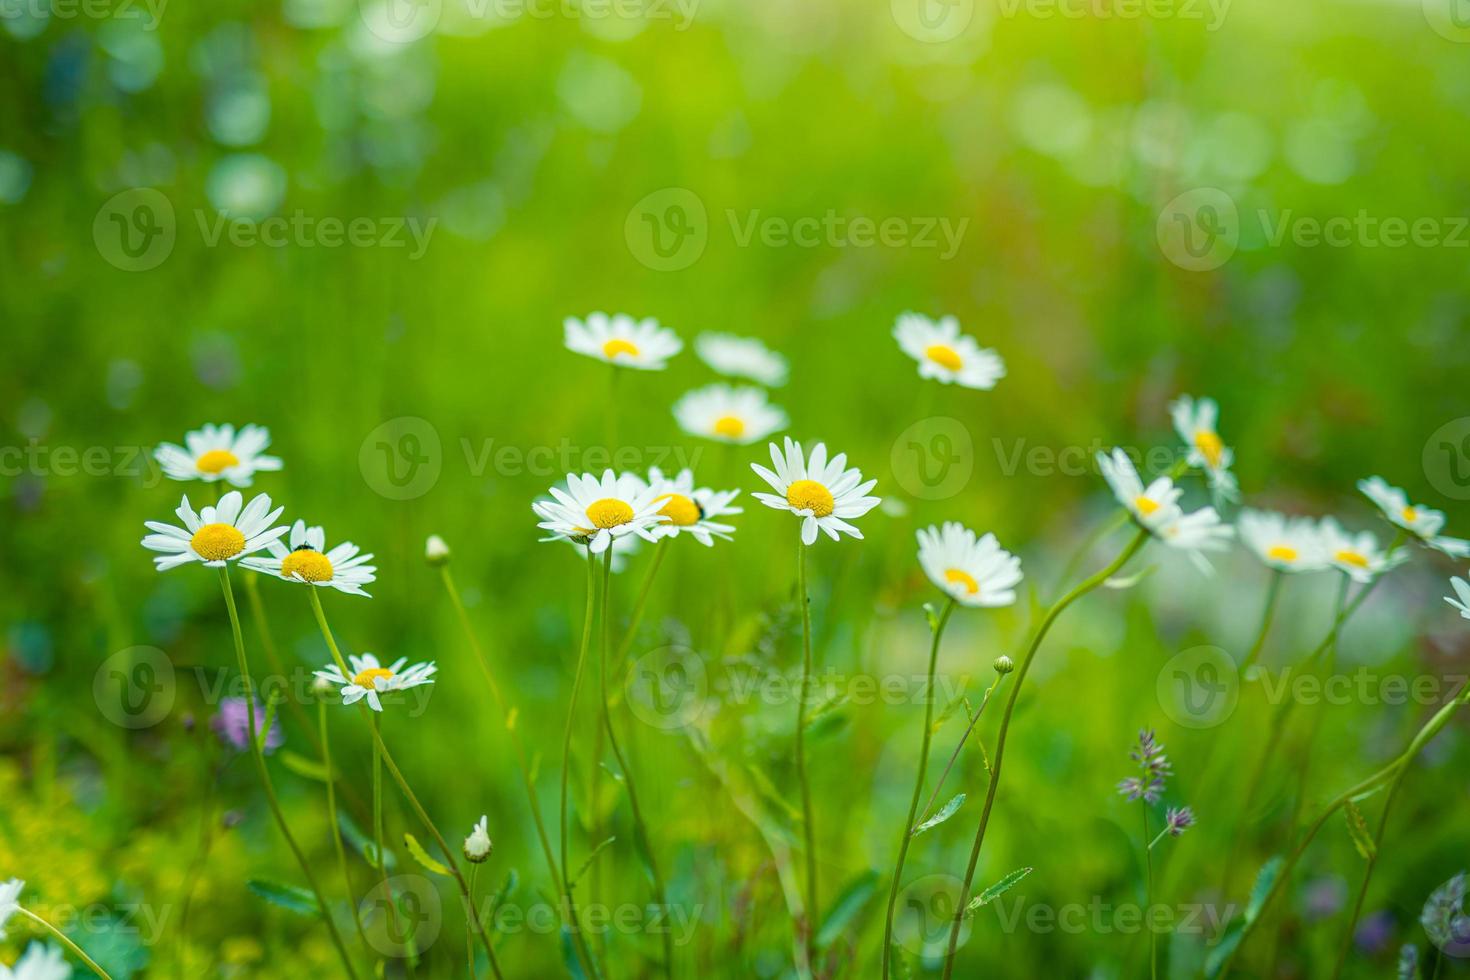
[{"left": 2, "top": 0, "right": 1470, "bottom": 975}]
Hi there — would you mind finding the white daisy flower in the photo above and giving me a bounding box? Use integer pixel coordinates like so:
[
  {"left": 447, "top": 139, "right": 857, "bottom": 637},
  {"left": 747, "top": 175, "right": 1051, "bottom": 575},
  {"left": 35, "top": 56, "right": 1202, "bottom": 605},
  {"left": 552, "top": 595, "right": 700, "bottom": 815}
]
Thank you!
[
  {"left": 694, "top": 332, "right": 788, "bottom": 386},
  {"left": 916, "top": 522, "right": 1023, "bottom": 608},
  {"left": 4, "top": 943, "right": 70, "bottom": 980},
  {"left": 141, "top": 492, "right": 288, "bottom": 571},
  {"left": 892, "top": 312, "right": 1006, "bottom": 390},
  {"left": 1096, "top": 449, "right": 1183, "bottom": 533},
  {"left": 1238, "top": 509, "right": 1328, "bottom": 574},
  {"left": 313, "top": 653, "right": 436, "bottom": 712},
  {"left": 533, "top": 470, "right": 669, "bottom": 554},
  {"left": 641, "top": 467, "right": 742, "bottom": 547},
  {"left": 154, "top": 423, "right": 283, "bottom": 487},
  {"left": 1359, "top": 476, "right": 1470, "bottom": 558},
  {"left": 751, "top": 437, "right": 881, "bottom": 545},
  {"left": 1316, "top": 517, "right": 1409, "bottom": 584},
  {"left": 564, "top": 312, "right": 682, "bottom": 371},
  {"left": 0, "top": 879, "right": 21, "bottom": 940},
  {"left": 1170, "top": 395, "right": 1239, "bottom": 502},
  {"left": 242, "top": 520, "right": 377, "bottom": 597},
  {"left": 1157, "top": 506, "right": 1235, "bottom": 573},
  {"left": 464, "top": 815, "right": 492, "bottom": 863},
  {"left": 1446, "top": 577, "right": 1470, "bottom": 620},
  {"left": 673, "top": 383, "right": 789, "bottom": 445}
]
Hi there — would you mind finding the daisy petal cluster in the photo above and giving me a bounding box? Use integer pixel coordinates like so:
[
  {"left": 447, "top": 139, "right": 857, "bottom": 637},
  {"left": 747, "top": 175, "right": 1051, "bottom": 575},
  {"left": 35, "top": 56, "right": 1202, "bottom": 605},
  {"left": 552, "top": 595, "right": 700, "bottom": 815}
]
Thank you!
[
  {"left": 314, "top": 653, "right": 436, "bottom": 712},
  {"left": 1318, "top": 517, "right": 1409, "bottom": 584},
  {"left": 1171, "top": 395, "right": 1239, "bottom": 502},
  {"left": 1097, "top": 449, "right": 1232, "bottom": 568},
  {"left": 751, "top": 438, "right": 881, "bottom": 545},
  {"left": 892, "top": 312, "right": 1006, "bottom": 390},
  {"left": 673, "top": 383, "right": 789, "bottom": 445},
  {"left": 1239, "top": 509, "right": 1329, "bottom": 573},
  {"left": 1116, "top": 729, "right": 1172, "bottom": 804},
  {"left": 141, "top": 491, "right": 288, "bottom": 570},
  {"left": 534, "top": 470, "right": 670, "bottom": 554},
  {"left": 1447, "top": 578, "right": 1470, "bottom": 620},
  {"left": 694, "top": 332, "right": 788, "bottom": 386},
  {"left": 0, "top": 879, "right": 21, "bottom": 940},
  {"left": 643, "top": 467, "right": 742, "bottom": 547},
  {"left": 1359, "top": 476, "right": 1470, "bottom": 558},
  {"left": 243, "top": 520, "right": 377, "bottom": 597},
  {"left": 916, "top": 522, "right": 1023, "bottom": 608},
  {"left": 1, "top": 942, "right": 70, "bottom": 980},
  {"left": 464, "top": 815, "right": 493, "bottom": 863},
  {"left": 564, "top": 312, "right": 682, "bottom": 371},
  {"left": 154, "top": 423, "right": 283, "bottom": 487}
]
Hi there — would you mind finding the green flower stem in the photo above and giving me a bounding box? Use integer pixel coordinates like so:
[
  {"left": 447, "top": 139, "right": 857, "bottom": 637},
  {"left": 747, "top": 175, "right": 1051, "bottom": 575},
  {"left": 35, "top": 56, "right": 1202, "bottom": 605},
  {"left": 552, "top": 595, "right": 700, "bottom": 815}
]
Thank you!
[
  {"left": 306, "top": 587, "right": 506, "bottom": 980},
  {"left": 218, "top": 568, "right": 359, "bottom": 980},
  {"left": 914, "top": 665, "right": 1008, "bottom": 832},
  {"left": 370, "top": 712, "right": 395, "bottom": 951},
  {"left": 243, "top": 570, "right": 324, "bottom": 758},
  {"left": 599, "top": 547, "right": 675, "bottom": 976},
  {"left": 16, "top": 907, "right": 114, "bottom": 980},
  {"left": 1143, "top": 803, "right": 1156, "bottom": 980},
  {"left": 556, "top": 549, "right": 600, "bottom": 975},
  {"left": 940, "top": 529, "right": 1149, "bottom": 979},
  {"left": 1238, "top": 569, "right": 1286, "bottom": 673},
  {"left": 881, "top": 597, "right": 955, "bottom": 979},
  {"left": 795, "top": 537, "right": 818, "bottom": 975},
  {"left": 467, "top": 864, "right": 480, "bottom": 980},
  {"left": 319, "top": 698, "right": 367, "bottom": 948},
  {"left": 1330, "top": 763, "right": 1409, "bottom": 980}
]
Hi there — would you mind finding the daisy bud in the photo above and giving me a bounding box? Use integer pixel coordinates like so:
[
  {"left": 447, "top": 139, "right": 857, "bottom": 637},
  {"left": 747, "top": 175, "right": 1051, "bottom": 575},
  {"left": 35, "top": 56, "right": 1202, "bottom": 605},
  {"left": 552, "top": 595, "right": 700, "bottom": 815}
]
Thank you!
[
  {"left": 993, "top": 655, "right": 1014, "bottom": 675},
  {"left": 425, "top": 535, "right": 451, "bottom": 566},
  {"left": 464, "top": 815, "right": 492, "bottom": 863},
  {"left": 311, "top": 675, "right": 334, "bottom": 697}
]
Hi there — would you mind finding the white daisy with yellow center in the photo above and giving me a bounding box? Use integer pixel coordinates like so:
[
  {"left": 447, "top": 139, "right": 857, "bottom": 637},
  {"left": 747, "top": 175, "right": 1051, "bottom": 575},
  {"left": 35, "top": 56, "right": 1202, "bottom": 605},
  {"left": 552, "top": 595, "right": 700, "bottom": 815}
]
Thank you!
[
  {"left": 751, "top": 437, "right": 881, "bottom": 545},
  {"left": 673, "top": 383, "right": 789, "bottom": 445},
  {"left": 892, "top": 312, "right": 1006, "bottom": 390},
  {"left": 1359, "top": 476, "right": 1470, "bottom": 558},
  {"left": 641, "top": 466, "right": 742, "bottom": 547},
  {"left": 141, "top": 491, "right": 288, "bottom": 571},
  {"left": 1096, "top": 448, "right": 1183, "bottom": 532},
  {"left": 1170, "top": 395, "right": 1239, "bottom": 502},
  {"left": 564, "top": 312, "right": 682, "bottom": 371},
  {"left": 916, "top": 522, "right": 1023, "bottom": 608},
  {"left": 242, "top": 519, "right": 377, "bottom": 597},
  {"left": 694, "top": 332, "right": 789, "bottom": 386},
  {"left": 533, "top": 469, "right": 670, "bottom": 554},
  {"left": 1238, "top": 510, "right": 1328, "bottom": 573},
  {"left": 154, "top": 423, "right": 283, "bottom": 487},
  {"left": 1316, "top": 517, "right": 1408, "bottom": 584},
  {"left": 313, "top": 653, "right": 436, "bottom": 712},
  {"left": 1446, "top": 577, "right": 1470, "bottom": 621}
]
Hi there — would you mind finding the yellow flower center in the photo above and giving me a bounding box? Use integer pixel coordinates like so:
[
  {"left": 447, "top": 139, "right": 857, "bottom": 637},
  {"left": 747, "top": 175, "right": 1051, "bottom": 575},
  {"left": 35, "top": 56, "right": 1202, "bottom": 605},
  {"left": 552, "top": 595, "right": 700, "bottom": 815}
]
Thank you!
[
  {"left": 786, "top": 479, "right": 835, "bottom": 517},
  {"left": 585, "top": 498, "right": 635, "bottom": 529},
  {"left": 713, "top": 415, "right": 746, "bottom": 439},
  {"left": 196, "top": 448, "right": 240, "bottom": 474},
  {"left": 1335, "top": 550, "right": 1370, "bottom": 569},
  {"left": 190, "top": 523, "right": 246, "bottom": 561},
  {"left": 280, "top": 548, "right": 334, "bottom": 582},
  {"left": 655, "top": 493, "right": 702, "bottom": 527},
  {"left": 925, "top": 344, "right": 963, "bottom": 372},
  {"left": 1134, "top": 496, "right": 1161, "bottom": 517},
  {"left": 1402, "top": 506, "right": 1419, "bottom": 524},
  {"left": 1193, "top": 430, "right": 1224, "bottom": 469},
  {"left": 1267, "top": 545, "right": 1299, "bottom": 563},
  {"left": 602, "top": 338, "right": 640, "bottom": 360},
  {"left": 944, "top": 568, "right": 980, "bottom": 595},
  {"left": 351, "top": 667, "right": 394, "bottom": 690}
]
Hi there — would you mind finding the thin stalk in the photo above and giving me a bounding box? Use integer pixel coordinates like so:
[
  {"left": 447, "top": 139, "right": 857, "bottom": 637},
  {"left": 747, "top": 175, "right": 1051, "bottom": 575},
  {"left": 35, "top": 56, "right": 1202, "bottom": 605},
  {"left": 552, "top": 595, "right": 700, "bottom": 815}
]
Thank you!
[
  {"left": 795, "top": 537, "right": 818, "bottom": 974},
  {"left": 915, "top": 671, "right": 1007, "bottom": 828},
  {"left": 558, "top": 550, "right": 599, "bottom": 973},
  {"left": 370, "top": 712, "right": 397, "bottom": 951},
  {"left": 243, "top": 570, "right": 323, "bottom": 758},
  {"left": 881, "top": 598, "right": 955, "bottom": 979},
  {"left": 320, "top": 698, "right": 367, "bottom": 948},
  {"left": 218, "top": 568, "right": 359, "bottom": 979},
  {"left": 1238, "top": 569, "right": 1286, "bottom": 673},
  {"left": 1330, "top": 765, "right": 1409, "bottom": 979},
  {"left": 1143, "top": 803, "right": 1156, "bottom": 980},
  {"left": 16, "top": 907, "right": 114, "bottom": 980},
  {"left": 467, "top": 865, "right": 480, "bottom": 980},
  {"left": 940, "top": 529, "right": 1149, "bottom": 979}
]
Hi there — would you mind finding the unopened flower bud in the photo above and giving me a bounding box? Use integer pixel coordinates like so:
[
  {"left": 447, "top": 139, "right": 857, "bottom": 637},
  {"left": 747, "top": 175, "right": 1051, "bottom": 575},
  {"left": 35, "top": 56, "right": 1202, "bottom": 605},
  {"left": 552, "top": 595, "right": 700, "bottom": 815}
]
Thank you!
[
  {"left": 464, "top": 815, "right": 492, "bottom": 863},
  {"left": 993, "top": 655, "right": 1014, "bottom": 675},
  {"left": 425, "top": 535, "right": 451, "bottom": 566}
]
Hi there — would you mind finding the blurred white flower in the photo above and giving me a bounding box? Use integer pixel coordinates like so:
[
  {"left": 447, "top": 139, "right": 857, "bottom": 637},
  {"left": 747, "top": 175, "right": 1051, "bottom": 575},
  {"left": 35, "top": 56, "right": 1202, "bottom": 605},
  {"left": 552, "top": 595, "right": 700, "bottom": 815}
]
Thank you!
[
  {"left": 1317, "top": 517, "right": 1408, "bottom": 584},
  {"left": 1446, "top": 577, "right": 1470, "bottom": 621},
  {"left": 673, "top": 384, "right": 788, "bottom": 445},
  {"left": 1359, "top": 476, "right": 1469, "bottom": 558},
  {"left": 425, "top": 534, "right": 450, "bottom": 566},
  {"left": 892, "top": 313, "right": 1005, "bottom": 390},
  {"left": 1170, "top": 395, "right": 1239, "bottom": 502},
  {"left": 154, "top": 423, "right": 282, "bottom": 487},
  {"left": 1096, "top": 449, "right": 1182, "bottom": 533},
  {"left": 694, "top": 332, "right": 788, "bottom": 386},
  {"left": 564, "top": 312, "right": 681, "bottom": 371},
  {"left": 1238, "top": 510, "right": 1328, "bottom": 573},
  {"left": 916, "top": 522, "right": 1023, "bottom": 608},
  {"left": 314, "top": 653, "right": 436, "bottom": 712}
]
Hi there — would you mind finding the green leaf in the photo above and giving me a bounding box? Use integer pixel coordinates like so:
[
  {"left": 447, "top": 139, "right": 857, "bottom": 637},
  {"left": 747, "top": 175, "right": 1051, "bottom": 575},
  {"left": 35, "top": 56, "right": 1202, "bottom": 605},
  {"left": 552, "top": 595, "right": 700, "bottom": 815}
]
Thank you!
[
  {"left": 745, "top": 763, "right": 802, "bottom": 823},
  {"left": 965, "top": 866, "right": 1033, "bottom": 913},
  {"left": 570, "top": 837, "right": 616, "bottom": 891},
  {"left": 247, "top": 879, "right": 321, "bottom": 917},
  {"left": 339, "top": 811, "right": 395, "bottom": 871},
  {"left": 404, "top": 832, "right": 451, "bottom": 876},
  {"left": 911, "top": 794, "right": 965, "bottom": 837},
  {"left": 1344, "top": 801, "right": 1377, "bottom": 860},
  {"left": 1246, "top": 856, "right": 1282, "bottom": 924},
  {"left": 1103, "top": 564, "right": 1158, "bottom": 590},
  {"left": 278, "top": 750, "right": 332, "bottom": 783},
  {"left": 816, "top": 870, "right": 879, "bottom": 948},
  {"left": 922, "top": 603, "right": 940, "bottom": 632}
]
